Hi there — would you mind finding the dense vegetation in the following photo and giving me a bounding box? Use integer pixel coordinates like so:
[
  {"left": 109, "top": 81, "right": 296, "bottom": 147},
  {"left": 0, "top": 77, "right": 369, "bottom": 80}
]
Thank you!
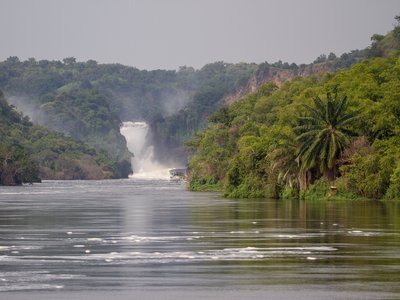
[
  {"left": 0, "top": 33, "right": 375, "bottom": 168},
  {"left": 187, "top": 23, "right": 400, "bottom": 200},
  {"left": 1, "top": 16, "right": 399, "bottom": 183},
  {"left": 0, "top": 91, "right": 120, "bottom": 185},
  {"left": 0, "top": 58, "right": 258, "bottom": 166}
]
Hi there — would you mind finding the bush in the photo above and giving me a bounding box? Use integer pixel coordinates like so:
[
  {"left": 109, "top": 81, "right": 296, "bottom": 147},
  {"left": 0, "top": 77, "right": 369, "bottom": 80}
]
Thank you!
[
  {"left": 189, "top": 175, "right": 221, "bottom": 192},
  {"left": 385, "top": 161, "right": 400, "bottom": 200},
  {"left": 340, "top": 152, "right": 393, "bottom": 199},
  {"left": 224, "top": 182, "right": 264, "bottom": 198},
  {"left": 280, "top": 186, "right": 299, "bottom": 199},
  {"left": 300, "top": 178, "right": 330, "bottom": 201}
]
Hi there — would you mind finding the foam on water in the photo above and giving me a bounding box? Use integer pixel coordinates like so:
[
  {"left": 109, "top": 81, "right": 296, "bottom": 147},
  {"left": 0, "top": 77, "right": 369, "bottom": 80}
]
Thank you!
[
  {"left": 0, "top": 270, "right": 86, "bottom": 291},
  {"left": 0, "top": 246, "right": 337, "bottom": 266},
  {"left": 129, "top": 168, "right": 172, "bottom": 180},
  {"left": 0, "top": 284, "right": 64, "bottom": 292},
  {"left": 120, "top": 121, "right": 173, "bottom": 180}
]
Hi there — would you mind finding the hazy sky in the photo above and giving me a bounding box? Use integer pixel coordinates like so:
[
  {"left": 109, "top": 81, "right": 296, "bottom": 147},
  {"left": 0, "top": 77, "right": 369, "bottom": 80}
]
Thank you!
[{"left": 1, "top": 0, "right": 399, "bottom": 70}]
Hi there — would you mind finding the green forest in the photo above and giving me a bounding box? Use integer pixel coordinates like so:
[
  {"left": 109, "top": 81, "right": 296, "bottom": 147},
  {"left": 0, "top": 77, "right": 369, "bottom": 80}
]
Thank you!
[
  {"left": 0, "top": 58, "right": 258, "bottom": 166},
  {"left": 187, "top": 18, "right": 400, "bottom": 200},
  {"left": 0, "top": 91, "right": 122, "bottom": 185},
  {"left": 0, "top": 29, "right": 373, "bottom": 170}
]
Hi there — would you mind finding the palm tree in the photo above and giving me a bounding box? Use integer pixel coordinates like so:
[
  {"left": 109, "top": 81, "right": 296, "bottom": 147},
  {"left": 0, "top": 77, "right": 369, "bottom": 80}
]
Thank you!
[
  {"left": 295, "top": 88, "right": 358, "bottom": 184},
  {"left": 268, "top": 131, "right": 302, "bottom": 189}
]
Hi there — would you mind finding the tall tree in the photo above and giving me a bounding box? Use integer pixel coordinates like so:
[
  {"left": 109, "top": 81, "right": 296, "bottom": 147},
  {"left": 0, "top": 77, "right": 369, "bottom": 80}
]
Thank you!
[
  {"left": 268, "top": 129, "right": 302, "bottom": 189},
  {"left": 295, "top": 88, "right": 359, "bottom": 184}
]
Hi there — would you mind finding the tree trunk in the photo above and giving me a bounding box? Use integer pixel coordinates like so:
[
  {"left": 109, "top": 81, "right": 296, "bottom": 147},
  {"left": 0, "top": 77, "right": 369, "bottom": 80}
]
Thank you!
[
  {"left": 1, "top": 163, "right": 16, "bottom": 185},
  {"left": 324, "top": 167, "right": 336, "bottom": 183},
  {"left": 299, "top": 170, "right": 312, "bottom": 191}
]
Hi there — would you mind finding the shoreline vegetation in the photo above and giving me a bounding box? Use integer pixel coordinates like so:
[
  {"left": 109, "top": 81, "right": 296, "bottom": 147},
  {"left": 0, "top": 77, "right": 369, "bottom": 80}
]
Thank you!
[{"left": 187, "top": 16, "right": 400, "bottom": 201}]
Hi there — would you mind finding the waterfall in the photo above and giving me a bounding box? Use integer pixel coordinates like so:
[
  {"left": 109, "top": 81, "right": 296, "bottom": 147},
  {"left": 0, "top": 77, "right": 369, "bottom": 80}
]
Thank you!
[{"left": 120, "top": 121, "right": 171, "bottom": 180}]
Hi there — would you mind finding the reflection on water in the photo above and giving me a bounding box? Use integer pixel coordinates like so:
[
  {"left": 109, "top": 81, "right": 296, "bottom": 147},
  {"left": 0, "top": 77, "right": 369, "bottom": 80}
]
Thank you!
[{"left": 0, "top": 180, "right": 399, "bottom": 299}]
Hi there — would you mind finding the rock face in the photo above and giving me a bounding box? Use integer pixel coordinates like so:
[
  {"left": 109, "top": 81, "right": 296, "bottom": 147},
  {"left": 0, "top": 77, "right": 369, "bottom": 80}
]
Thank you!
[{"left": 224, "top": 63, "right": 330, "bottom": 105}]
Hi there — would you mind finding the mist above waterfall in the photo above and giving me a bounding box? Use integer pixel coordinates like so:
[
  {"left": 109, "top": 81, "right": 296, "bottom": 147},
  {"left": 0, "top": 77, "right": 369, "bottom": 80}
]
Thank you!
[{"left": 120, "top": 121, "right": 172, "bottom": 180}]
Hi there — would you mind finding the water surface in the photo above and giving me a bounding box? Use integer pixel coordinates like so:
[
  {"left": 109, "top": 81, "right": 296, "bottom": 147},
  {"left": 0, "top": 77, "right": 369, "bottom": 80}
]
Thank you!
[{"left": 0, "top": 180, "right": 399, "bottom": 299}]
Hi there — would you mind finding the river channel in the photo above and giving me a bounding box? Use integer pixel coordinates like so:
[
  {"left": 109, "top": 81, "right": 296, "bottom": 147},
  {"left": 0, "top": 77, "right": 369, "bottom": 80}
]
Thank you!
[{"left": 0, "top": 179, "right": 399, "bottom": 299}]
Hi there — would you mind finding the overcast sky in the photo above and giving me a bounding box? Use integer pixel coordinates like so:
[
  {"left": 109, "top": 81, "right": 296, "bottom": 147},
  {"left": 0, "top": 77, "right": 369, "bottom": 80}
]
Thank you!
[{"left": 1, "top": 0, "right": 399, "bottom": 70}]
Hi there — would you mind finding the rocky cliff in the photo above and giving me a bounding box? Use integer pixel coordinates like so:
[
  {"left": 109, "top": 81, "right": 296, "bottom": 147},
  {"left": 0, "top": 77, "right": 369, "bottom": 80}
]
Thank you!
[{"left": 224, "top": 63, "right": 330, "bottom": 104}]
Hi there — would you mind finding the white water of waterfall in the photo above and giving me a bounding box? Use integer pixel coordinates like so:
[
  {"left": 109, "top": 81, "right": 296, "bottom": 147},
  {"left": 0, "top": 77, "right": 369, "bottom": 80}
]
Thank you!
[{"left": 120, "top": 121, "right": 171, "bottom": 180}]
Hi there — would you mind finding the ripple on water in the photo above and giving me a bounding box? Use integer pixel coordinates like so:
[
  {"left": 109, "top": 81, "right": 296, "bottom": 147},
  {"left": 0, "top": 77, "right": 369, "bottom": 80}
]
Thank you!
[
  {"left": 0, "top": 246, "right": 337, "bottom": 266},
  {"left": 0, "top": 271, "right": 86, "bottom": 291},
  {"left": 0, "top": 180, "right": 399, "bottom": 297}
]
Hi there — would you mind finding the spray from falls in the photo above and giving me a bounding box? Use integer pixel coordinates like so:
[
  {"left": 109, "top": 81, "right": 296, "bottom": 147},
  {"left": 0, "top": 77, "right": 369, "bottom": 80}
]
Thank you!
[{"left": 120, "top": 121, "right": 173, "bottom": 180}]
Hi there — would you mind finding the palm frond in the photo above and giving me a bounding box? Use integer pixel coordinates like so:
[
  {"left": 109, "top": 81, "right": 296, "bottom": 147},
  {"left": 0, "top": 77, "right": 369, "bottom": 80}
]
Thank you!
[
  {"left": 295, "top": 89, "right": 359, "bottom": 182},
  {"left": 332, "top": 95, "right": 347, "bottom": 124},
  {"left": 337, "top": 109, "right": 361, "bottom": 127}
]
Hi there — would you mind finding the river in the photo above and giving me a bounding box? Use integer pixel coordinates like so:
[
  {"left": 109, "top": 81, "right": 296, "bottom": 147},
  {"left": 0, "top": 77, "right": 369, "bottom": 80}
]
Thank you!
[{"left": 0, "top": 179, "right": 399, "bottom": 299}]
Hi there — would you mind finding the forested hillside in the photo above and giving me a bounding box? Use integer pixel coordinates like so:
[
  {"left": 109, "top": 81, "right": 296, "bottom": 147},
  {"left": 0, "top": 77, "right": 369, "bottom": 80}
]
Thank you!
[
  {"left": 0, "top": 92, "right": 122, "bottom": 185},
  {"left": 0, "top": 59, "right": 257, "bottom": 166},
  {"left": 0, "top": 55, "right": 367, "bottom": 168},
  {"left": 187, "top": 54, "right": 400, "bottom": 200},
  {"left": 187, "top": 17, "right": 400, "bottom": 200}
]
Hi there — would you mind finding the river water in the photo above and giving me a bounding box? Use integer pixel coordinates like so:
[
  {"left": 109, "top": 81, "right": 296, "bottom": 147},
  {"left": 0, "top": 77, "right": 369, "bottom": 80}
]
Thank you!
[{"left": 0, "top": 180, "right": 399, "bottom": 299}]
